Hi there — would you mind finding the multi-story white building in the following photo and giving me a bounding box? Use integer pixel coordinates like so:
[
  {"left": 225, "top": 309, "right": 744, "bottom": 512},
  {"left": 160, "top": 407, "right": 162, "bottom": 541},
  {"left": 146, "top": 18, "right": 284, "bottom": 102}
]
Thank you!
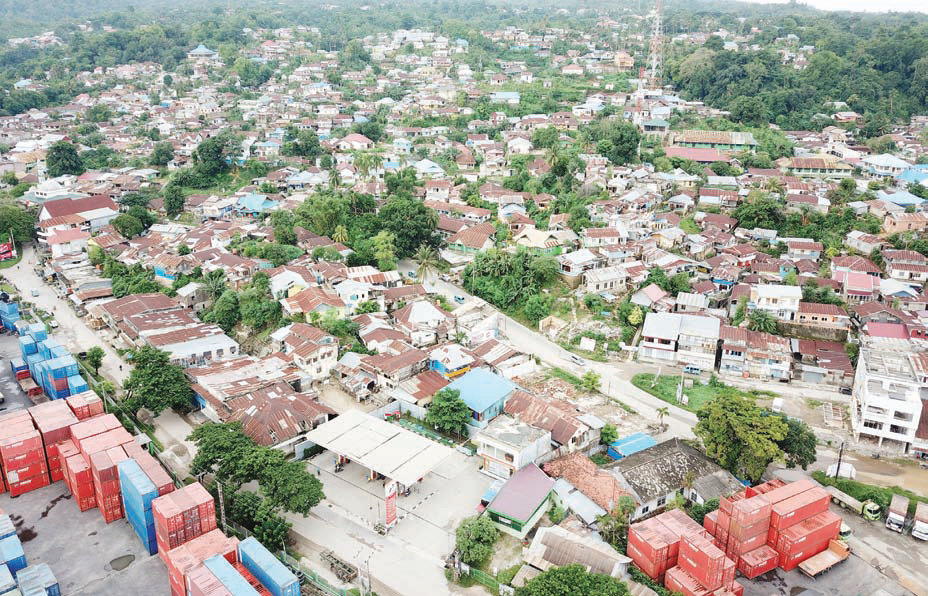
[
  {"left": 750, "top": 284, "right": 801, "bottom": 321},
  {"left": 851, "top": 349, "right": 928, "bottom": 453},
  {"left": 474, "top": 416, "right": 552, "bottom": 480}
]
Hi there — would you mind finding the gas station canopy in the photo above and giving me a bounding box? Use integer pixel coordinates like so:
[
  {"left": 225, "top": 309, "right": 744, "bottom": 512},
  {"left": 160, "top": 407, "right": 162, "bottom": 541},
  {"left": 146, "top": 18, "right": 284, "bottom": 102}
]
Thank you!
[{"left": 305, "top": 409, "right": 455, "bottom": 487}]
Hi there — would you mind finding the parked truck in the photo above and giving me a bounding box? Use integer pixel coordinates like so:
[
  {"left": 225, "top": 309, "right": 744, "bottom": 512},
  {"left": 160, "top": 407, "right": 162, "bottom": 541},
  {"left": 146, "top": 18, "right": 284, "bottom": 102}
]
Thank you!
[
  {"left": 885, "top": 494, "right": 909, "bottom": 533},
  {"left": 826, "top": 486, "right": 881, "bottom": 520},
  {"left": 912, "top": 502, "right": 928, "bottom": 541},
  {"left": 798, "top": 540, "right": 850, "bottom": 578}
]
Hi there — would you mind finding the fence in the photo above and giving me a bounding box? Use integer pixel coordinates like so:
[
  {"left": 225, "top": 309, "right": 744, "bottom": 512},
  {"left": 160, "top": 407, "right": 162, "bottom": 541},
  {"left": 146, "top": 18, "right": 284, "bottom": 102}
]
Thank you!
[
  {"left": 280, "top": 552, "right": 353, "bottom": 596},
  {"left": 468, "top": 568, "right": 500, "bottom": 593}
]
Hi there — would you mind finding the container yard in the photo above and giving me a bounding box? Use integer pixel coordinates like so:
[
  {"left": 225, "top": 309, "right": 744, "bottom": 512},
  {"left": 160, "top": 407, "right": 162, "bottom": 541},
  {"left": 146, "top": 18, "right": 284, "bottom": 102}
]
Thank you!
[
  {"left": 627, "top": 478, "right": 856, "bottom": 596},
  {"left": 0, "top": 387, "right": 301, "bottom": 596}
]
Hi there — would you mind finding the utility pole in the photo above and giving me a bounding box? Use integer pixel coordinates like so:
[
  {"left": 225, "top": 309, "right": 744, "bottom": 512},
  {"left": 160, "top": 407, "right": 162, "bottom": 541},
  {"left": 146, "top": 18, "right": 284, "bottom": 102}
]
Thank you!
[
  {"left": 834, "top": 441, "right": 845, "bottom": 480},
  {"left": 217, "top": 480, "right": 228, "bottom": 534}
]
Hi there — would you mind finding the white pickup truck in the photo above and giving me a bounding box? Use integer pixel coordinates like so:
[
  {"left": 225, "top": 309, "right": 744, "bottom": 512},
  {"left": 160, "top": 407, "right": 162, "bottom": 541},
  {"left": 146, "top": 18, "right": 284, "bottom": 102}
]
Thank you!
[{"left": 912, "top": 501, "right": 928, "bottom": 541}]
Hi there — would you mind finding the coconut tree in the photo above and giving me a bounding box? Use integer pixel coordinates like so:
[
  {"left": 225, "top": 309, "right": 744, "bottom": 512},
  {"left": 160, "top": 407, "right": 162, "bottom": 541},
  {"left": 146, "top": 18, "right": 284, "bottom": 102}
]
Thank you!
[
  {"left": 332, "top": 224, "right": 349, "bottom": 244},
  {"left": 748, "top": 310, "right": 778, "bottom": 334},
  {"left": 414, "top": 244, "right": 439, "bottom": 281},
  {"left": 656, "top": 406, "right": 670, "bottom": 430}
]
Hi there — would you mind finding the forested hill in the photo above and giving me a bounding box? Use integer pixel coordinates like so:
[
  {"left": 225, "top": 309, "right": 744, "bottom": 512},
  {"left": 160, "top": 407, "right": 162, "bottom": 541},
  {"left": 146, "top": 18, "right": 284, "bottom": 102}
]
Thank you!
[{"left": 664, "top": 12, "right": 928, "bottom": 133}]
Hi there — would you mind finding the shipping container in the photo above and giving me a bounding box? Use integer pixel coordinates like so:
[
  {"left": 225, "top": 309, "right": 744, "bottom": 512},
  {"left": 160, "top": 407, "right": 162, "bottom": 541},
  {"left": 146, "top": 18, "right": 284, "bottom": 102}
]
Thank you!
[
  {"left": 186, "top": 565, "right": 232, "bottom": 596},
  {"left": 678, "top": 533, "right": 728, "bottom": 590},
  {"left": 153, "top": 482, "right": 217, "bottom": 559},
  {"left": 204, "top": 555, "right": 260, "bottom": 596},
  {"left": 15, "top": 564, "right": 59, "bottom": 596},
  {"left": 0, "top": 564, "right": 14, "bottom": 594},
  {"left": 665, "top": 565, "right": 711, "bottom": 596},
  {"left": 730, "top": 495, "right": 771, "bottom": 528},
  {"left": 0, "top": 537, "right": 27, "bottom": 577},
  {"left": 761, "top": 479, "right": 815, "bottom": 505},
  {"left": 770, "top": 487, "right": 830, "bottom": 531},
  {"left": 238, "top": 537, "right": 299, "bottom": 596},
  {"left": 776, "top": 511, "right": 841, "bottom": 555},
  {"left": 164, "top": 530, "right": 238, "bottom": 596},
  {"left": 737, "top": 545, "right": 778, "bottom": 579},
  {"left": 119, "top": 459, "right": 160, "bottom": 555}
]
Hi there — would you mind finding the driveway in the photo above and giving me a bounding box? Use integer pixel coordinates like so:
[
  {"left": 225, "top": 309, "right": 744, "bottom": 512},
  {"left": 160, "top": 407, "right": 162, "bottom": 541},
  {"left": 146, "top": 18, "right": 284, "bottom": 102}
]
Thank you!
[{"left": 1, "top": 246, "right": 128, "bottom": 386}]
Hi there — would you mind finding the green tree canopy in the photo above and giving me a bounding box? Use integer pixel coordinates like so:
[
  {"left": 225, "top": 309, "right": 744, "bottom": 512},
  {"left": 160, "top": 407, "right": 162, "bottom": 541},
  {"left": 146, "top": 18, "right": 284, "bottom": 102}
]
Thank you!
[
  {"left": 694, "top": 391, "right": 788, "bottom": 483},
  {"left": 0, "top": 204, "right": 36, "bottom": 242},
  {"left": 123, "top": 346, "right": 192, "bottom": 415},
  {"left": 455, "top": 516, "right": 498, "bottom": 567},
  {"left": 46, "top": 141, "right": 84, "bottom": 177},
  {"left": 150, "top": 141, "right": 175, "bottom": 166},
  {"left": 425, "top": 388, "right": 471, "bottom": 436},
  {"left": 377, "top": 197, "right": 438, "bottom": 257},
  {"left": 85, "top": 346, "right": 105, "bottom": 375},
  {"left": 516, "top": 564, "right": 630, "bottom": 596}
]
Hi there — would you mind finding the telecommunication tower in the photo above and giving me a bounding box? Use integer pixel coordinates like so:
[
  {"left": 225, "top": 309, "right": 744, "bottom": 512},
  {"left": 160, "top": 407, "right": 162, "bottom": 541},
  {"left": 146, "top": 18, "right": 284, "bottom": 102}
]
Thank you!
[{"left": 645, "top": 0, "right": 663, "bottom": 90}]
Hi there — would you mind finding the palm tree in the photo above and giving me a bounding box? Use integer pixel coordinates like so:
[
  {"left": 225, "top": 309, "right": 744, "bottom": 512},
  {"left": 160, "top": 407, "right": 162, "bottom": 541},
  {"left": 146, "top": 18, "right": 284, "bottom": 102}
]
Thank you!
[
  {"left": 656, "top": 406, "right": 669, "bottom": 430},
  {"left": 332, "top": 225, "right": 349, "bottom": 244},
  {"left": 748, "top": 310, "right": 778, "bottom": 334},
  {"left": 763, "top": 177, "right": 785, "bottom": 195},
  {"left": 414, "top": 244, "right": 439, "bottom": 281}
]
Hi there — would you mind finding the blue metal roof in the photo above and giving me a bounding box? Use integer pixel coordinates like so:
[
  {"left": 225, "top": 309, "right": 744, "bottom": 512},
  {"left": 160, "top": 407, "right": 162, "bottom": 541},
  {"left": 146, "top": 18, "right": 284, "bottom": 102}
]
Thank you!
[
  {"left": 609, "top": 432, "right": 656, "bottom": 458},
  {"left": 446, "top": 368, "right": 516, "bottom": 413}
]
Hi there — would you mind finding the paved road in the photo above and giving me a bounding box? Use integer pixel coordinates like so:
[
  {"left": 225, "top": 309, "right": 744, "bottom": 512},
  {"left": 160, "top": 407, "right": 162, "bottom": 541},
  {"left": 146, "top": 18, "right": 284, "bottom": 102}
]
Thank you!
[
  {"left": 398, "top": 259, "right": 698, "bottom": 438},
  {"left": 1, "top": 246, "right": 128, "bottom": 386}
]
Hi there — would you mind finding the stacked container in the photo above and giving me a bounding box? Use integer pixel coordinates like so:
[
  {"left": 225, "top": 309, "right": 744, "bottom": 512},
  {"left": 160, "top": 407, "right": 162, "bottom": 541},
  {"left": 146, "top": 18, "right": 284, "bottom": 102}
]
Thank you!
[
  {"left": 163, "top": 529, "right": 238, "bottom": 596},
  {"left": 118, "top": 459, "right": 160, "bottom": 555},
  {"left": 0, "top": 515, "right": 15, "bottom": 541},
  {"left": 0, "top": 564, "right": 14, "bottom": 594},
  {"left": 153, "top": 483, "right": 218, "bottom": 561},
  {"left": 38, "top": 356, "right": 80, "bottom": 401},
  {"left": 65, "top": 392, "right": 104, "bottom": 421},
  {"left": 185, "top": 565, "right": 232, "bottom": 596},
  {"left": 0, "top": 301, "right": 20, "bottom": 332},
  {"left": 203, "top": 555, "right": 261, "bottom": 596},
  {"left": 10, "top": 359, "right": 29, "bottom": 381},
  {"left": 0, "top": 536, "right": 27, "bottom": 578},
  {"left": 61, "top": 441, "right": 96, "bottom": 512},
  {"left": 238, "top": 537, "right": 300, "bottom": 596},
  {"left": 0, "top": 412, "right": 48, "bottom": 497},
  {"left": 15, "top": 564, "right": 58, "bottom": 596},
  {"left": 28, "top": 401, "right": 78, "bottom": 485},
  {"left": 627, "top": 508, "right": 710, "bottom": 585},
  {"left": 702, "top": 479, "right": 841, "bottom": 579},
  {"left": 233, "top": 562, "right": 273, "bottom": 596},
  {"left": 91, "top": 447, "right": 128, "bottom": 523}
]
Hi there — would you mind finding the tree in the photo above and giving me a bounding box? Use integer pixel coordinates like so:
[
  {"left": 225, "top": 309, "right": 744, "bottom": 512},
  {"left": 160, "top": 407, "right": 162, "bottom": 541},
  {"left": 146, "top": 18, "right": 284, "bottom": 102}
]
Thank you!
[
  {"left": 516, "top": 564, "right": 630, "bottom": 596},
  {"left": 271, "top": 210, "right": 297, "bottom": 246},
  {"left": 203, "top": 270, "right": 227, "bottom": 300},
  {"left": 778, "top": 415, "right": 818, "bottom": 470},
  {"left": 112, "top": 214, "right": 144, "bottom": 239},
  {"left": 233, "top": 57, "right": 272, "bottom": 88},
  {"left": 354, "top": 300, "right": 380, "bottom": 314},
  {"left": 164, "top": 183, "right": 185, "bottom": 217},
  {"left": 748, "top": 310, "right": 777, "bottom": 334},
  {"left": 204, "top": 290, "right": 240, "bottom": 333},
  {"left": 627, "top": 306, "right": 644, "bottom": 326},
  {"left": 192, "top": 135, "right": 230, "bottom": 179},
  {"left": 149, "top": 141, "right": 175, "bottom": 166},
  {"left": 189, "top": 422, "right": 262, "bottom": 485},
  {"left": 732, "top": 296, "right": 748, "bottom": 326},
  {"left": 414, "top": 244, "right": 439, "bottom": 281},
  {"left": 178, "top": 244, "right": 191, "bottom": 256},
  {"left": 372, "top": 230, "right": 396, "bottom": 270},
  {"left": 596, "top": 496, "right": 636, "bottom": 553},
  {"left": 85, "top": 346, "right": 105, "bottom": 376},
  {"left": 455, "top": 516, "right": 498, "bottom": 567},
  {"left": 656, "top": 406, "right": 670, "bottom": 430},
  {"left": 332, "top": 225, "right": 349, "bottom": 244},
  {"left": 123, "top": 346, "right": 192, "bottom": 415},
  {"left": 0, "top": 204, "right": 36, "bottom": 242},
  {"left": 425, "top": 388, "right": 471, "bottom": 436},
  {"left": 261, "top": 459, "right": 325, "bottom": 515},
  {"left": 531, "top": 126, "right": 559, "bottom": 149},
  {"left": 377, "top": 197, "right": 438, "bottom": 257},
  {"left": 694, "top": 391, "right": 787, "bottom": 483},
  {"left": 524, "top": 294, "right": 550, "bottom": 325},
  {"left": 46, "top": 141, "right": 84, "bottom": 177},
  {"left": 253, "top": 499, "right": 292, "bottom": 546},
  {"left": 600, "top": 424, "right": 618, "bottom": 445},
  {"left": 587, "top": 119, "right": 640, "bottom": 165},
  {"left": 580, "top": 371, "right": 601, "bottom": 393}
]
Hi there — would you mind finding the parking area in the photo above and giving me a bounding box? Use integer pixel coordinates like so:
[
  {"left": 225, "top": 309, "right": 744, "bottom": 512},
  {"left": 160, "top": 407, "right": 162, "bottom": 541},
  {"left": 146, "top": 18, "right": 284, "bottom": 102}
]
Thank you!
[
  {"left": 0, "top": 328, "right": 36, "bottom": 413},
  {"left": 0, "top": 482, "right": 169, "bottom": 596}
]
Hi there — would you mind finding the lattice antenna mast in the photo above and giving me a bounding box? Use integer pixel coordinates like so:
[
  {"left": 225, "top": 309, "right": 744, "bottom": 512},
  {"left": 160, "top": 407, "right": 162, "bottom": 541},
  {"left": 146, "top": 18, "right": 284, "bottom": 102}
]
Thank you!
[{"left": 646, "top": 0, "right": 663, "bottom": 89}]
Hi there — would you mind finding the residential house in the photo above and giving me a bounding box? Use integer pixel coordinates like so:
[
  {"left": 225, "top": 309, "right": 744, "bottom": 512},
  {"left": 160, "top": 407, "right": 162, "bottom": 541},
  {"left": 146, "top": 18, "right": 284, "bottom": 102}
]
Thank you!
[
  {"left": 445, "top": 368, "right": 519, "bottom": 428},
  {"left": 718, "top": 325, "right": 792, "bottom": 381},
  {"left": 474, "top": 416, "right": 552, "bottom": 480},
  {"left": 851, "top": 349, "right": 927, "bottom": 453},
  {"left": 485, "top": 464, "right": 554, "bottom": 538},
  {"left": 750, "top": 284, "right": 802, "bottom": 321}
]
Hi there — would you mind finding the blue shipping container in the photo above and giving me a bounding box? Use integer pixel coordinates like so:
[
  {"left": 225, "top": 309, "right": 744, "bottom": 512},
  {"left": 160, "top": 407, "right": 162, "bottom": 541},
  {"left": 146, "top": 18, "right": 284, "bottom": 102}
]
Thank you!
[
  {"left": 0, "top": 516, "right": 14, "bottom": 541},
  {"left": 238, "top": 537, "right": 299, "bottom": 596},
  {"left": 119, "top": 460, "right": 159, "bottom": 555},
  {"left": 10, "top": 358, "right": 27, "bottom": 372},
  {"left": 67, "top": 375, "right": 88, "bottom": 394},
  {"left": 15, "top": 563, "right": 59, "bottom": 596},
  {"left": 49, "top": 347, "right": 68, "bottom": 359},
  {"left": 0, "top": 536, "right": 27, "bottom": 577},
  {"left": 203, "top": 555, "right": 260, "bottom": 596},
  {"left": 17, "top": 337, "right": 36, "bottom": 357},
  {"left": 0, "top": 301, "right": 19, "bottom": 316},
  {"left": 0, "top": 564, "right": 14, "bottom": 594}
]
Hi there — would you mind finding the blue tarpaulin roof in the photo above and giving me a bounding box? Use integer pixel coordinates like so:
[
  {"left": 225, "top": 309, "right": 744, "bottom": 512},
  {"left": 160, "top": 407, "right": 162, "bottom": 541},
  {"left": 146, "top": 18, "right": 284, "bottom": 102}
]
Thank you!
[
  {"left": 446, "top": 368, "right": 517, "bottom": 414},
  {"left": 608, "top": 432, "right": 656, "bottom": 458}
]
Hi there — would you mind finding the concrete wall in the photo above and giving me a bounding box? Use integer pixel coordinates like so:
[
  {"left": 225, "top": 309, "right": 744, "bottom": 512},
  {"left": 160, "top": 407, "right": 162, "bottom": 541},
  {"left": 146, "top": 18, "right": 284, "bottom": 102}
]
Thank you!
[{"left": 776, "top": 320, "right": 848, "bottom": 342}]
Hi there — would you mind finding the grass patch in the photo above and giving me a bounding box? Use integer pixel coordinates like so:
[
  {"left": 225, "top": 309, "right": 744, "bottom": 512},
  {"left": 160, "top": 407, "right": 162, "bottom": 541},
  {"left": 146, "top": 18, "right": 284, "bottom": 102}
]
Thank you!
[
  {"left": 547, "top": 366, "right": 583, "bottom": 386},
  {"left": 612, "top": 399, "right": 637, "bottom": 415},
  {"left": 589, "top": 453, "right": 611, "bottom": 466},
  {"left": 631, "top": 373, "right": 763, "bottom": 413},
  {"left": 679, "top": 216, "right": 701, "bottom": 234},
  {"left": 812, "top": 470, "right": 928, "bottom": 516},
  {"left": 806, "top": 398, "right": 824, "bottom": 409}
]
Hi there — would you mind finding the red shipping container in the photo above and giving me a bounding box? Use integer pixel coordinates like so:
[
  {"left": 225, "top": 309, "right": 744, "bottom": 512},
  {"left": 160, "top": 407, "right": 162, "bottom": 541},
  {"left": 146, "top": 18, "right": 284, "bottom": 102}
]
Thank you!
[
  {"left": 9, "top": 472, "right": 49, "bottom": 497},
  {"left": 770, "top": 487, "right": 830, "bottom": 531},
  {"left": 79, "top": 427, "right": 133, "bottom": 461},
  {"left": 716, "top": 509, "right": 731, "bottom": 533},
  {"left": 679, "top": 533, "right": 728, "bottom": 590},
  {"left": 0, "top": 430, "right": 43, "bottom": 462},
  {"left": 70, "top": 414, "right": 122, "bottom": 445},
  {"left": 666, "top": 565, "right": 711, "bottom": 596},
  {"left": 730, "top": 495, "right": 771, "bottom": 527},
  {"left": 165, "top": 530, "right": 238, "bottom": 596},
  {"left": 731, "top": 581, "right": 745, "bottom": 596},
  {"left": 154, "top": 482, "right": 218, "bottom": 560},
  {"left": 186, "top": 565, "right": 232, "bottom": 596},
  {"left": 15, "top": 369, "right": 30, "bottom": 380},
  {"left": 628, "top": 539, "right": 666, "bottom": 582},
  {"left": 137, "top": 452, "right": 174, "bottom": 496},
  {"left": 233, "top": 561, "right": 272, "bottom": 596},
  {"left": 66, "top": 454, "right": 94, "bottom": 488},
  {"left": 6, "top": 460, "right": 48, "bottom": 484},
  {"left": 779, "top": 535, "right": 831, "bottom": 571},
  {"left": 728, "top": 515, "right": 770, "bottom": 542},
  {"left": 776, "top": 511, "right": 841, "bottom": 554},
  {"left": 719, "top": 490, "right": 746, "bottom": 516},
  {"left": 762, "top": 478, "right": 815, "bottom": 505},
  {"left": 726, "top": 529, "right": 767, "bottom": 557},
  {"left": 704, "top": 510, "right": 718, "bottom": 535},
  {"left": 737, "top": 545, "right": 778, "bottom": 579}
]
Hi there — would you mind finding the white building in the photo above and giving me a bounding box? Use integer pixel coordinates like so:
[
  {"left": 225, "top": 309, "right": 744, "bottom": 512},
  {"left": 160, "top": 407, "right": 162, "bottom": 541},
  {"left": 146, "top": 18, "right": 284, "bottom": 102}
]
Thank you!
[
  {"left": 851, "top": 349, "right": 927, "bottom": 453},
  {"left": 750, "top": 284, "right": 801, "bottom": 321},
  {"left": 474, "top": 416, "right": 552, "bottom": 480}
]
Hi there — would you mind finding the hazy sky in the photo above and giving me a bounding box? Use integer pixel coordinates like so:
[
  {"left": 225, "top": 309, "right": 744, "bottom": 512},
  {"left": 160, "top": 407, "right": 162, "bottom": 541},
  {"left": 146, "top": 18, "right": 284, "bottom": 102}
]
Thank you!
[{"left": 738, "top": 0, "right": 928, "bottom": 12}]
